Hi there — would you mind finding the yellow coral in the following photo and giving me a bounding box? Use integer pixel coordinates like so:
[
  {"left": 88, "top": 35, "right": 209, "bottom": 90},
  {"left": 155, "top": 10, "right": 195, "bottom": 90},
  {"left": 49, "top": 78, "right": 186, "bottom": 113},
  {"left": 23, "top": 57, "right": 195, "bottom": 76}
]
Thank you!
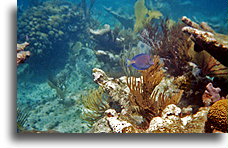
[
  {"left": 134, "top": 0, "right": 162, "bottom": 32},
  {"left": 205, "top": 99, "right": 228, "bottom": 133}
]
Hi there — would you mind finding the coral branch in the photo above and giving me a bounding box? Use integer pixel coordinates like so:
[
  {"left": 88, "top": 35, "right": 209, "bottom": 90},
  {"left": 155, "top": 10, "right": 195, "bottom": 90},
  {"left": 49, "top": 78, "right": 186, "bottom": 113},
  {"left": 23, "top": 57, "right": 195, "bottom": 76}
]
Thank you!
[{"left": 182, "top": 16, "right": 228, "bottom": 67}]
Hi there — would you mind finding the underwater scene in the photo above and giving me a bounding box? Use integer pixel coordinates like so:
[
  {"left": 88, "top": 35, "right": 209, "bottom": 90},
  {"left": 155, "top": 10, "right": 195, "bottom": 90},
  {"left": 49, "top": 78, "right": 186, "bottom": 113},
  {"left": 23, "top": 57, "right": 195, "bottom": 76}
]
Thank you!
[{"left": 17, "top": 0, "right": 228, "bottom": 133}]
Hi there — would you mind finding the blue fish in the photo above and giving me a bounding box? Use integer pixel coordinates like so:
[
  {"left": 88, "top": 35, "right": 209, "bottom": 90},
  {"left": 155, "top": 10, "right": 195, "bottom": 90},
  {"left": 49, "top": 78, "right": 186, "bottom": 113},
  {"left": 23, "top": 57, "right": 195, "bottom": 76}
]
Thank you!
[{"left": 126, "top": 53, "right": 154, "bottom": 70}]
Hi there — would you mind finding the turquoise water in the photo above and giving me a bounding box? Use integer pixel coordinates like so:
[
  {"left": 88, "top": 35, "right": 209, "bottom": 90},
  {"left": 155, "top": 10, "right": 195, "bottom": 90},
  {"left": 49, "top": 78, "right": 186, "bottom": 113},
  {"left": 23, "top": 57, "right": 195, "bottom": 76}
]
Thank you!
[{"left": 17, "top": 0, "right": 227, "bottom": 133}]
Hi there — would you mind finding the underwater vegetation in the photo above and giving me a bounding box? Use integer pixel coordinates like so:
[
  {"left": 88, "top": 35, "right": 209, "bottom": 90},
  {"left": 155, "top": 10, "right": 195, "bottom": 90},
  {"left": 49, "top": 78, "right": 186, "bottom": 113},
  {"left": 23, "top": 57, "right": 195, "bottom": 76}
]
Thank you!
[
  {"left": 140, "top": 19, "right": 193, "bottom": 77},
  {"left": 81, "top": 87, "right": 109, "bottom": 127},
  {"left": 127, "top": 56, "right": 183, "bottom": 129},
  {"left": 17, "top": 0, "right": 228, "bottom": 133},
  {"left": 16, "top": 107, "right": 31, "bottom": 133}
]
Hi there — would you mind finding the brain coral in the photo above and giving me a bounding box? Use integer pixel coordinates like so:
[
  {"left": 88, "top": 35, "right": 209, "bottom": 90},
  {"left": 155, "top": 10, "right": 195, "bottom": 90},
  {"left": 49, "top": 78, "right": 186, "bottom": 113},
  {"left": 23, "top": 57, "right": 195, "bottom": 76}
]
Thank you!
[{"left": 205, "top": 99, "right": 228, "bottom": 133}]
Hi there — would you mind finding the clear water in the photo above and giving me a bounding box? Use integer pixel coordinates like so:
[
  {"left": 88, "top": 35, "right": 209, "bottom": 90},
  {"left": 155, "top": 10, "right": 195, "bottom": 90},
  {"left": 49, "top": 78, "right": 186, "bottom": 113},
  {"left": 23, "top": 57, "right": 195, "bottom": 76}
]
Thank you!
[{"left": 17, "top": 0, "right": 227, "bottom": 133}]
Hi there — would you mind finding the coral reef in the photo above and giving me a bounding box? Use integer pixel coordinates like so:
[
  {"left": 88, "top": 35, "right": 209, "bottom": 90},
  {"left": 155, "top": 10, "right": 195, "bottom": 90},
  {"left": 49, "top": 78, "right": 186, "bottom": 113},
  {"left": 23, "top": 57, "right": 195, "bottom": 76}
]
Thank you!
[
  {"left": 92, "top": 68, "right": 130, "bottom": 110},
  {"left": 79, "top": 0, "right": 96, "bottom": 20},
  {"left": 182, "top": 16, "right": 228, "bottom": 67},
  {"left": 202, "top": 83, "right": 222, "bottom": 106},
  {"left": 127, "top": 56, "right": 183, "bottom": 128},
  {"left": 88, "top": 68, "right": 211, "bottom": 133},
  {"left": 134, "top": 0, "right": 162, "bottom": 32},
  {"left": 17, "top": 0, "right": 88, "bottom": 72},
  {"left": 88, "top": 109, "right": 133, "bottom": 133},
  {"left": 89, "top": 24, "right": 123, "bottom": 53},
  {"left": 17, "top": 0, "right": 228, "bottom": 134},
  {"left": 103, "top": 7, "right": 134, "bottom": 29},
  {"left": 81, "top": 87, "right": 110, "bottom": 126},
  {"left": 147, "top": 105, "right": 209, "bottom": 133},
  {"left": 90, "top": 24, "right": 137, "bottom": 54},
  {"left": 205, "top": 99, "right": 228, "bottom": 133},
  {"left": 140, "top": 20, "right": 193, "bottom": 77},
  {"left": 17, "top": 42, "right": 30, "bottom": 66}
]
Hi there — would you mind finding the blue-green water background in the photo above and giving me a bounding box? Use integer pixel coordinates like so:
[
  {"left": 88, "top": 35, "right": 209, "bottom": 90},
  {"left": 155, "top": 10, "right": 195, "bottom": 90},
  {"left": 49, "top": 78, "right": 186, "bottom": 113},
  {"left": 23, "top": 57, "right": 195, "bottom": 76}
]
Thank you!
[{"left": 17, "top": 0, "right": 227, "bottom": 133}]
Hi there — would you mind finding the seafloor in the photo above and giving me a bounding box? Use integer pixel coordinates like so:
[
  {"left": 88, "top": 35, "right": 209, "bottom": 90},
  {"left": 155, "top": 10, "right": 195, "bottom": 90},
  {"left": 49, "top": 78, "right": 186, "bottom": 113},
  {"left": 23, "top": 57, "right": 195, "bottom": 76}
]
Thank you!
[{"left": 17, "top": 0, "right": 228, "bottom": 133}]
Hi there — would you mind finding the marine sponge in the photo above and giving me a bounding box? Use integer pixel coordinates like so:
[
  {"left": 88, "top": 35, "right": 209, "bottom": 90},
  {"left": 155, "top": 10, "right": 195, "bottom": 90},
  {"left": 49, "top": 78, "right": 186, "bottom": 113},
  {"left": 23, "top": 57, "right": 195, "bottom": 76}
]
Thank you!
[
  {"left": 205, "top": 99, "right": 228, "bottom": 133},
  {"left": 202, "top": 83, "right": 221, "bottom": 106}
]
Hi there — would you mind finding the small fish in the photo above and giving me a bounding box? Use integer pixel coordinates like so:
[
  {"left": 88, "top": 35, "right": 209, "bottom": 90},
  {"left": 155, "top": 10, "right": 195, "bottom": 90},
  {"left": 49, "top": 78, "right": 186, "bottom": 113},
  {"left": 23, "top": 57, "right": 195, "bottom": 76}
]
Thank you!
[{"left": 126, "top": 53, "right": 154, "bottom": 70}]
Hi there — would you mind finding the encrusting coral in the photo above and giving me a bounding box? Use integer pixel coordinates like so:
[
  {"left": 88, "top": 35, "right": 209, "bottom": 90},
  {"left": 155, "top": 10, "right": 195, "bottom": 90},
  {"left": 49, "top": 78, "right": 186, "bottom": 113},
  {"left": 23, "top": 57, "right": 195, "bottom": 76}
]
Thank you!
[
  {"left": 17, "top": 42, "right": 30, "bottom": 66},
  {"left": 182, "top": 16, "right": 228, "bottom": 67}
]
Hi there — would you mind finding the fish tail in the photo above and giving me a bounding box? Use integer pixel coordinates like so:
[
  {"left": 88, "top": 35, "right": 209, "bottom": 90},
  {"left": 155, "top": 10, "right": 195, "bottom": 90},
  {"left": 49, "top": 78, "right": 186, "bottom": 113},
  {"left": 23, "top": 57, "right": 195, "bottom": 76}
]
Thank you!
[{"left": 126, "top": 59, "right": 133, "bottom": 67}]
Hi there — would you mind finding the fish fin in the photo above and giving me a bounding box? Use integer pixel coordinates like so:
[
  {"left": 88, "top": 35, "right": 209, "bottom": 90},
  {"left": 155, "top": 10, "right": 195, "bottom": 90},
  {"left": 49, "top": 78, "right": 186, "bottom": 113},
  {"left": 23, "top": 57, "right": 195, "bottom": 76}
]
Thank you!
[{"left": 126, "top": 59, "right": 134, "bottom": 67}]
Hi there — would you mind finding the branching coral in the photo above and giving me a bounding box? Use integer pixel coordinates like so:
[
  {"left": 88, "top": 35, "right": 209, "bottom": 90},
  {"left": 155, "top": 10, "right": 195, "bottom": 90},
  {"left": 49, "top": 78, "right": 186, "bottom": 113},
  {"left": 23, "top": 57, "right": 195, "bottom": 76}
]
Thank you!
[
  {"left": 182, "top": 16, "right": 228, "bottom": 67},
  {"left": 127, "top": 56, "right": 183, "bottom": 128},
  {"left": 17, "top": 42, "right": 30, "bottom": 66},
  {"left": 181, "top": 17, "right": 228, "bottom": 79},
  {"left": 81, "top": 87, "right": 110, "bottom": 126}
]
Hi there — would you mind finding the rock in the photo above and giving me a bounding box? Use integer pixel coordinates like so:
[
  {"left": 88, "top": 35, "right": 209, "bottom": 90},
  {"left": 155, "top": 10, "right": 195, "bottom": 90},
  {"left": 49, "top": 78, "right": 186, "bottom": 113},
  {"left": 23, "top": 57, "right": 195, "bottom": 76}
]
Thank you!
[{"left": 92, "top": 68, "right": 130, "bottom": 110}]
